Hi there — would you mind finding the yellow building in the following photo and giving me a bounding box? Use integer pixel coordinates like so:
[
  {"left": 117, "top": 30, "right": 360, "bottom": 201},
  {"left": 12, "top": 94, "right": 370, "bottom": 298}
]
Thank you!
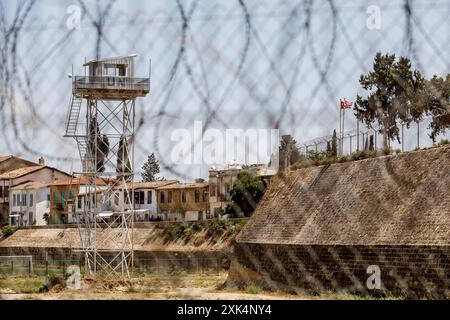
[{"left": 156, "top": 182, "right": 209, "bottom": 221}]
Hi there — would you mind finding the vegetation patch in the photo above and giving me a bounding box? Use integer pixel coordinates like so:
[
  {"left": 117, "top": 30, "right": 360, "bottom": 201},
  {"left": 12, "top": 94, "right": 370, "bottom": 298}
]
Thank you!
[
  {"left": 153, "top": 219, "right": 247, "bottom": 246},
  {"left": 0, "top": 276, "right": 46, "bottom": 293},
  {"left": 1, "top": 225, "right": 18, "bottom": 238}
]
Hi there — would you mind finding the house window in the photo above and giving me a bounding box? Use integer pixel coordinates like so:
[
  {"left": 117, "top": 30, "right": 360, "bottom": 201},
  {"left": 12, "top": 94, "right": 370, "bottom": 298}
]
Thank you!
[
  {"left": 0, "top": 186, "right": 3, "bottom": 198},
  {"left": 194, "top": 190, "right": 200, "bottom": 203},
  {"left": 47, "top": 193, "right": 50, "bottom": 201},
  {"left": 13, "top": 194, "right": 16, "bottom": 206},
  {"left": 210, "top": 184, "right": 216, "bottom": 197},
  {"left": 53, "top": 191, "right": 59, "bottom": 204},
  {"left": 168, "top": 191, "right": 173, "bottom": 203},
  {"left": 181, "top": 190, "right": 187, "bottom": 203},
  {"left": 114, "top": 192, "right": 119, "bottom": 206},
  {"left": 22, "top": 194, "right": 27, "bottom": 206},
  {"left": 77, "top": 196, "right": 82, "bottom": 209},
  {"left": 61, "top": 191, "right": 66, "bottom": 208},
  {"left": 147, "top": 191, "right": 152, "bottom": 204},
  {"left": 203, "top": 190, "right": 208, "bottom": 202},
  {"left": 225, "top": 183, "right": 230, "bottom": 194},
  {"left": 4, "top": 186, "right": 9, "bottom": 198},
  {"left": 160, "top": 192, "right": 165, "bottom": 204},
  {"left": 29, "top": 194, "right": 33, "bottom": 207},
  {"left": 134, "top": 191, "right": 145, "bottom": 205}
]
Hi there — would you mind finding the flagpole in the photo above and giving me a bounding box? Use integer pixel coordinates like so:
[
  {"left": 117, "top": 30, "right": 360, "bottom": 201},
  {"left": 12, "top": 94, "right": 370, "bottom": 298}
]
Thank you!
[
  {"left": 342, "top": 108, "right": 345, "bottom": 156},
  {"left": 339, "top": 102, "right": 342, "bottom": 156}
]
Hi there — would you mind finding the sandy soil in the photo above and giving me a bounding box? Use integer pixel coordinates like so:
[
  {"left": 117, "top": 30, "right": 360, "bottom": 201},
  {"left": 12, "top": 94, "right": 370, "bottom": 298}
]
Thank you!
[{"left": 0, "top": 273, "right": 302, "bottom": 300}]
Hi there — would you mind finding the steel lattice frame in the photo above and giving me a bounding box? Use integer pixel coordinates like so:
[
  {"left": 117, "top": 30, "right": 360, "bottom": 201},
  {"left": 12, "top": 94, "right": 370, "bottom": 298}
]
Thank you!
[{"left": 72, "top": 97, "right": 137, "bottom": 277}]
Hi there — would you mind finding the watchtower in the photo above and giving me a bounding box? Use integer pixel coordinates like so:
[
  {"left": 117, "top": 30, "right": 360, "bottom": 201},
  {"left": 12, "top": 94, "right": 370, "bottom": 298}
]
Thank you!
[{"left": 64, "top": 54, "right": 150, "bottom": 277}]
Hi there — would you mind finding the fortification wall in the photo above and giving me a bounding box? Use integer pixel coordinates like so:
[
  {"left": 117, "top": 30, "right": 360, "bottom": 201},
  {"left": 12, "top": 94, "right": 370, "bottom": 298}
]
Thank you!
[{"left": 230, "top": 146, "right": 450, "bottom": 298}]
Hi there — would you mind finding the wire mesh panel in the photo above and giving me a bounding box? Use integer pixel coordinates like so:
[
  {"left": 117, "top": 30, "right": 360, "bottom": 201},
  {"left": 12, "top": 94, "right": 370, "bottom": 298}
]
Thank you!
[{"left": 0, "top": 0, "right": 449, "bottom": 298}]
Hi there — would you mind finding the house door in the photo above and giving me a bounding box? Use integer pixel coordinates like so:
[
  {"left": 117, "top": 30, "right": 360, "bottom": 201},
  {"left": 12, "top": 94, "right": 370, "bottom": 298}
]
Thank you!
[
  {"left": 28, "top": 212, "right": 33, "bottom": 225},
  {"left": 53, "top": 215, "right": 59, "bottom": 225}
]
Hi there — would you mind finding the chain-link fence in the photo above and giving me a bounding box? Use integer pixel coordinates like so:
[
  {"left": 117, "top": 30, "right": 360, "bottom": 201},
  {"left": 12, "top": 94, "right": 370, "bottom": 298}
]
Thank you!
[
  {"left": 0, "top": 256, "right": 226, "bottom": 276},
  {"left": 1, "top": 0, "right": 449, "bottom": 298}
]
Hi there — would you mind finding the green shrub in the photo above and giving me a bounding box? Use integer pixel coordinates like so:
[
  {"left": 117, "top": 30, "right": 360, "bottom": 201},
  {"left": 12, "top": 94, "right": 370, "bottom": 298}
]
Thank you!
[
  {"left": 1, "top": 225, "right": 17, "bottom": 238},
  {"left": 438, "top": 138, "right": 449, "bottom": 146}
]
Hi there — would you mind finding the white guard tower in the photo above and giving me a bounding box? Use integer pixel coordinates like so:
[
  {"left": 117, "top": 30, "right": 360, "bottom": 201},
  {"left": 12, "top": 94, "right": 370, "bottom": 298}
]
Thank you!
[{"left": 64, "top": 54, "right": 150, "bottom": 277}]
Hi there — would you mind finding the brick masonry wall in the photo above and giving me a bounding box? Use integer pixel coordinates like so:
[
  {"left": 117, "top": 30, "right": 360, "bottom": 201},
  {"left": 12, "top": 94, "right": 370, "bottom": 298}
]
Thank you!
[
  {"left": 229, "top": 243, "right": 450, "bottom": 298},
  {"left": 230, "top": 146, "right": 450, "bottom": 298}
]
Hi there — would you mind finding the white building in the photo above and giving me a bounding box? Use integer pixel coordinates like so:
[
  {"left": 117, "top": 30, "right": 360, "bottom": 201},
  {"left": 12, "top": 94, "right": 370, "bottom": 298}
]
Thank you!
[
  {"left": 9, "top": 181, "right": 51, "bottom": 226},
  {"left": 111, "top": 180, "right": 178, "bottom": 221}
]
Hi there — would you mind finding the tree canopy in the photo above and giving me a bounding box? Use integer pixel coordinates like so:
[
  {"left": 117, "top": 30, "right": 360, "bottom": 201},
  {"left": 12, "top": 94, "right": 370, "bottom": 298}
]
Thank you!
[
  {"left": 421, "top": 75, "right": 450, "bottom": 142},
  {"left": 355, "top": 52, "right": 426, "bottom": 148},
  {"left": 279, "top": 134, "right": 302, "bottom": 169},
  {"left": 228, "top": 170, "right": 266, "bottom": 217},
  {"left": 141, "top": 153, "right": 161, "bottom": 182}
]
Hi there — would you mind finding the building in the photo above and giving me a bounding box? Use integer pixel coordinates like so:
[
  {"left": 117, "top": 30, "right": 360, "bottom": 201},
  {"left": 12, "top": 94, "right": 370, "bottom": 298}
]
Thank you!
[
  {"left": 50, "top": 176, "right": 106, "bottom": 225},
  {"left": 0, "top": 155, "right": 39, "bottom": 174},
  {"left": 0, "top": 159, "right": 71, "bottom": 225},
  {"left": 157, "top": 182, "right": 209, "bottom": 221},
  {"left": 111, "top": 180, "right": 178, "bottom": 221},
  {"left": 208, "top": 163, "right": 276, "bottom": 217},
  {"left": 0, "top": 155, "right": 41, "bottom": 224},
  {"left": 9, "top": 181, "right": 50, "bottom": 226}
]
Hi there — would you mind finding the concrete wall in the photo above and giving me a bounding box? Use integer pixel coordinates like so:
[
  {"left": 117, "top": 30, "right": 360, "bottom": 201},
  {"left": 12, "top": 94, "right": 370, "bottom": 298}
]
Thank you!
[{"left": 229, "top": 146, "right": 450, "bottom": 298}]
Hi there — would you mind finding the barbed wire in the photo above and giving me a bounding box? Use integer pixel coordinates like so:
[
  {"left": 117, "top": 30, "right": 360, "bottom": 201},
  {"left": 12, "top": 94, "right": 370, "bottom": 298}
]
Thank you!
[{"left": 0, "top": 0, "right": 449, "bottom": 179}]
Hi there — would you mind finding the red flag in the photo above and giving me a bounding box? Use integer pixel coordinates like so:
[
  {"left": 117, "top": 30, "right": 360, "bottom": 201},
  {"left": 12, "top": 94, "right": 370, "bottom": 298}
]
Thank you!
[{"left": 340, "top": 98, "right": 352, "bottom": 109}]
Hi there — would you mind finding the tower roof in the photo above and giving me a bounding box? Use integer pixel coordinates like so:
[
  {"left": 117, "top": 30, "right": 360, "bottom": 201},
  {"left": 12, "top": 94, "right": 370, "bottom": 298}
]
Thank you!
[{"left": 83, "top": 54, "right": 137, "bottom": 66}]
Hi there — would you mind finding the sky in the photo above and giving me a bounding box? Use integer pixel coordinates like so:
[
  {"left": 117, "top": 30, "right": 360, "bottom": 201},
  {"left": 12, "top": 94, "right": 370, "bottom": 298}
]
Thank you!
[{"left": 1, "top": 0, "right": 449, "bottom": 181}]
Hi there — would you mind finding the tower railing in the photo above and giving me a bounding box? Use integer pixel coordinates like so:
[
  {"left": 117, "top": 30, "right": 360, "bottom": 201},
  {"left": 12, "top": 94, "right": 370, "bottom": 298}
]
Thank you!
[{"left": 73, "top": 76, "right": 150, "bottom": 92}]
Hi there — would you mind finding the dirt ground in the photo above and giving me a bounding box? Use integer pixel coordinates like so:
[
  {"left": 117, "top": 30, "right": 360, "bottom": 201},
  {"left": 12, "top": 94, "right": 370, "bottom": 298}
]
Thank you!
[
  {"left": 0, "top": 272, "right": 395, "bottom": 300},
  {"left": 0, "top": 272, "right": 303, "bottom": 300}
]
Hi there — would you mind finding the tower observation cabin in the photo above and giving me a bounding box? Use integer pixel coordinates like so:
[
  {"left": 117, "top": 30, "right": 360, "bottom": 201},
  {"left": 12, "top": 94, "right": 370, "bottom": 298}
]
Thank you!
[{"left": 72, "top": 54, "right": 150, "bottom": 99}]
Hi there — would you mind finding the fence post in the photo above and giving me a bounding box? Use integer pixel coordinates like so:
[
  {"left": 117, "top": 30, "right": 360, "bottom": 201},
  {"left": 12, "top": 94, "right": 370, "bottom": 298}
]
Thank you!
[
  {"left": 45, "top": 260, "right": 48, "bottom": 276},
  {"left": 11, "top": 261, "right": 14, "bottom": 275},
  {"left": 356, "top": 119, "right": 360, "bottom": 152},
  {"left": 417, "top": 121, "right": 420, "bottom": 148},
  {"left": 349, "top": 135, "right": 352, "bottom": 154},
  {"left": 402, "top": 123, "right": 405, "bottom": 152},
  {"left": 29, "top": 260, "right": 32, "bottom": 275}
]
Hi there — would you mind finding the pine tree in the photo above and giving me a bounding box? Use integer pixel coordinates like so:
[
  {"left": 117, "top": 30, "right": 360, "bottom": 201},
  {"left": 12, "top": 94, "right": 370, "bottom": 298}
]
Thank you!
[
  {"left": 87, "top": 115, "right": 109, "bottom": 172},
  {"left": 141, "top": 153, "right": 161, "bottom": 182},
  {"left": 331, "top": 130, "right": 338, "bottom": 156},
  {"left": 355, "top": 52, "right": 425, "bottom": 148},
  {"left": 279, "top": 134, "right": 302, "bottom": 169},
  {"left": 369, "top": 135, "right": 374, "bottom": 151},
  {"left": 117, "top": 134, "right": 131, "bottom": 180}
]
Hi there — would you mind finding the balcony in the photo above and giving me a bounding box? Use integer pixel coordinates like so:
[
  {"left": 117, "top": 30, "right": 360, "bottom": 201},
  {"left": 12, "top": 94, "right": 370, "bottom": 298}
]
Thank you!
[{"left": 73, "top": 76, "right": 150, "bottom": 98}]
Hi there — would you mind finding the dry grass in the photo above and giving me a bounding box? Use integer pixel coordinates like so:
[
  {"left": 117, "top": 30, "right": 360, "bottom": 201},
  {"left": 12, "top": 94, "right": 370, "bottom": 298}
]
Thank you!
[{"left": 0, "top": 273, "right": 404, "bottom": 300}]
